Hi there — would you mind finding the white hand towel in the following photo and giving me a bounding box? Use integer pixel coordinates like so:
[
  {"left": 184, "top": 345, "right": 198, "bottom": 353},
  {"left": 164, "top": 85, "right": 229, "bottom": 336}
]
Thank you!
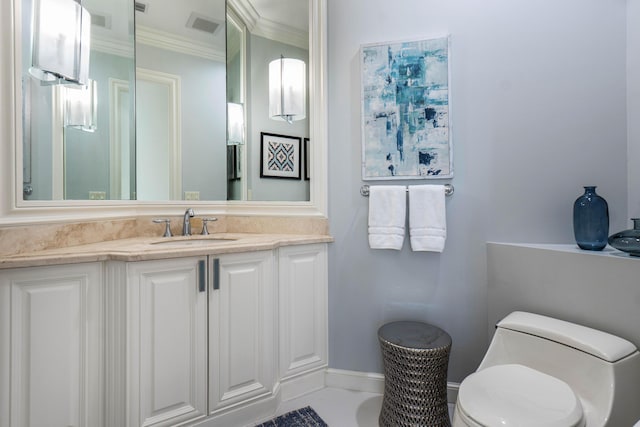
[
  {"left": 409, "top": 185, "right": 447, "bottom": 252},
  {"left": 368, "top": 186, "right": 406, "bottom": 250}
]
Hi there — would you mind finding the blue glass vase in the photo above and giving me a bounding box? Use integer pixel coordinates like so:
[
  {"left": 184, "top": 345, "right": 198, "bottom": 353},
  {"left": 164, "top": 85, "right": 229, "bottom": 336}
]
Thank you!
[
  {"left": 608, "top": 218, "right": 640, "bottom": 257},
  {"left": 573, "top": 186, "right": 609, "bottom": 251}
]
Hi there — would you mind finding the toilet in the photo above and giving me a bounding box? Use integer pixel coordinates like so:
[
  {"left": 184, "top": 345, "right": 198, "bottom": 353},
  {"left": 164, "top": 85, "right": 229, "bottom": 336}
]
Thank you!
[{"left": 452, "top": 311, "right": 640, "bottom": 427}]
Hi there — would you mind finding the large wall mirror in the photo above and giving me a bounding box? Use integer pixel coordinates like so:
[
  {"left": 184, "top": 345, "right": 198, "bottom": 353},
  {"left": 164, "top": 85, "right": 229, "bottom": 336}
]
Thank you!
[
  {"left": 21, "top": 0, "right": 136, "bottom": 201},
  {"left": 16, "top": 0, "right": 320, "bottom": 209}
]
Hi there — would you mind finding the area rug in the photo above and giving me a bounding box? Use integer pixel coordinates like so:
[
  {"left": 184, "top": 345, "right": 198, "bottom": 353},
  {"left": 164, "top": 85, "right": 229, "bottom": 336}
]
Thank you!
[{"left": 255, "top": 406, "right": 328, "bottom": 427}]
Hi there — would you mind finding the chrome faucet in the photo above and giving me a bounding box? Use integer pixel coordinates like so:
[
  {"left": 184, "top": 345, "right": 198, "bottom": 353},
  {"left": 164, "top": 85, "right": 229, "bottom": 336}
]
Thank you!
[{"left": 182, "top": 208, "right": 195, "bottom": 236}]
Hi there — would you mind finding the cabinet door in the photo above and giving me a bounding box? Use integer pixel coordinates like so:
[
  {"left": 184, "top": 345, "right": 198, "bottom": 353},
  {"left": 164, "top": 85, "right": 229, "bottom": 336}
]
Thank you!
[
  {"left": 209, "top": 251, "right": 275, "bottom": 414},
  {"left": 278, "top": 244, "right": 328, "bottom": 379},
  {"left": 0, "top": 262, "right": 103, "bottom": 427},
  {"left": 127, "top": 258, "right": 207, "bottom": 427}
]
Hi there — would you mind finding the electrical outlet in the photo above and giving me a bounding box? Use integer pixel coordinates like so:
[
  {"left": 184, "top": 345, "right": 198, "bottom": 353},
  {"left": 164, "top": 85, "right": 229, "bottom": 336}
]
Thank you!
[
  {"left": 184, "top": 191, "right": 200, "bottom": 201},
  {"left": 89, "top": 191, "right": 106, "bottom": 200}
]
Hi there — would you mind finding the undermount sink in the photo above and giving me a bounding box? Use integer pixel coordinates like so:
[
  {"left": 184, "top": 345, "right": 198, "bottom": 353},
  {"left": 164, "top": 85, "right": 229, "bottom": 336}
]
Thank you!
[{"left": 151, "top": 238, "right": 237, "bottom": 246}]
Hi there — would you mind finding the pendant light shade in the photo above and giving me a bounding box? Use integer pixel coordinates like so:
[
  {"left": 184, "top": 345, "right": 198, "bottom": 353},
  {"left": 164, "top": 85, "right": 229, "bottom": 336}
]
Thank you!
[
  {"left": 29, "top": 0, "right": 91, "bottom": 85},
  {"left": 269, "top": 57, "right": 306, "bottom": 124},
  {"left": 64, "top": 79, "right": 97, "bottom": 132},
  {"left": 227, "top": 102, "right": 245, "bottom": 145}
]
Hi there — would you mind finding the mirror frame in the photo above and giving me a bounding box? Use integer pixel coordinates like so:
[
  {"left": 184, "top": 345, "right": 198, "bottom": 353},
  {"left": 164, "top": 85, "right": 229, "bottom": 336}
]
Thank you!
[{"left": 0, "top": 0, "right": 327, "bottom": 224}]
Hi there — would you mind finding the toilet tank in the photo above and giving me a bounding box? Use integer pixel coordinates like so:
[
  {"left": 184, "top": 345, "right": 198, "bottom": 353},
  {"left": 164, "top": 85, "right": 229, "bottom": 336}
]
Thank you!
[{"left": 478, "top": 312, "right": 640, "bottom": 427}]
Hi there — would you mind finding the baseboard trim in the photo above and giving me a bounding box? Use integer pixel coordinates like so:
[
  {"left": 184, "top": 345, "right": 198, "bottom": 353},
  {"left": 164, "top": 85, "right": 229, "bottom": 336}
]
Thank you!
[
  {"left": 192, "top": 369, "right": 458, "bottom": 426},
  {"left": 325, "top": 368, "right": 384, "bottom": 393},
  {"left": 325, "top": 368, "right": 459, "bottom": 404},
  {"left": 446, "top": 381, "right": 460, "bottom": 405},
  {"left": 280, "top": 368, "right": 326, "bottom": 402}
]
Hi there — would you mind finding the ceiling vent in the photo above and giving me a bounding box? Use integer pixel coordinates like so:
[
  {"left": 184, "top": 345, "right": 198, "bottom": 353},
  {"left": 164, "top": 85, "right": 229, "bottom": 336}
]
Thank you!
[
  {"left": 134, "top": 2, "right": 147, "bottom": 13},
  {"left": 91, "top": 13, "right": 112, "bottom": 29},
  {"left": 186, "top": 12, "right": 222, "bottom": 35}
]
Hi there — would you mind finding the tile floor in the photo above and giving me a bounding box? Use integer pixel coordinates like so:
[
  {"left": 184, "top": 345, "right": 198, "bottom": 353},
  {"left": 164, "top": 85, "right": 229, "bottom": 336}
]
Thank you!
[{"left": 272, "top": 387, "right": 454, "bottom": 426}]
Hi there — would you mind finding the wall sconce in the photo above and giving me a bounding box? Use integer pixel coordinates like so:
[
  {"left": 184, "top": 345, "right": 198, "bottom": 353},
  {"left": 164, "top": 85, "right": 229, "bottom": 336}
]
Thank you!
[
  {"left": 29, "top": 0, "right": 91, "bottom": 85},
  {"left": 268, "top": 56, "right": 306, "bottom": 124},
  {"left": 64, "top": 79, "right": 97, "bottom": 132},
  {"left": 227, "top": 102, "right": 245, "bottom": 145}
]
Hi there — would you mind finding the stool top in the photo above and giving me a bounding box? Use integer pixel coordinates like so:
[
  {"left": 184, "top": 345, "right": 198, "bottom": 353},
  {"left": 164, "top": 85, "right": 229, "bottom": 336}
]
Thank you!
[{"left": 378, "top": 321, "right": 451, "bottom": 350}]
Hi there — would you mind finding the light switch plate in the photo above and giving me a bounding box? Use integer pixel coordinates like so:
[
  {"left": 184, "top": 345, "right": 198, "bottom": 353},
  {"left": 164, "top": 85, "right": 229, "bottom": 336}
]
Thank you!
[{"left": 89, "top": 191, "right": 106, "bottom": 200}]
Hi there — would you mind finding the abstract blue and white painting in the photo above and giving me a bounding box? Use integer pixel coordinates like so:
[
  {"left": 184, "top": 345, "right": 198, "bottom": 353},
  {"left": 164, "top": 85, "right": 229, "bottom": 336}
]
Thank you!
[{"left": 361, "top": 36, "right": 452, "bottom": 180}]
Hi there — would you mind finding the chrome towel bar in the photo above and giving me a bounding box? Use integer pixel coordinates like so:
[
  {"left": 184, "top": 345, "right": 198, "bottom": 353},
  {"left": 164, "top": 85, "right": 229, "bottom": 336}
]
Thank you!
[{"left": 360, "top": 184, "right": 454, "bottom": 197}]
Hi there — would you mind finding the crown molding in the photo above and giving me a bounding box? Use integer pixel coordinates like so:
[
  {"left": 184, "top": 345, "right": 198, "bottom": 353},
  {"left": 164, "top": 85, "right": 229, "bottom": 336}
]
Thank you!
[
  {"left": 91, "top": 28, "right": 225, "bottom": 62},
  {"left": 227, "top": 0, "right": 308, "bottom": 50},
  {"left": 91, "top": 35, "right": 134, "bottom": 58},
  {"left": 227, "top": 0, "right": 259, "bottom": 32},
  {"left": 136, "top": 25, "right": 225, "bottom": 62},
  {"left": 252, "top": 17, "right": 308, "bottom": 50}
]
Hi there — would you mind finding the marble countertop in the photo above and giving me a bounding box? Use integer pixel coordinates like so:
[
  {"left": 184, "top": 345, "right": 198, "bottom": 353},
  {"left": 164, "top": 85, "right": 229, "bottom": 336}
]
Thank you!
[{"left": 0, "top": 233, "right": 333, "bottom": 269}]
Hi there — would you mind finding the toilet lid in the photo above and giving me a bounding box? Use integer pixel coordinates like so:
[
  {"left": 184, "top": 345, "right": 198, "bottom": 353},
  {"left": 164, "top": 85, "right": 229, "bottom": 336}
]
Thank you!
[{"left": 458, "top": 364, "right": 584, "bottom": 427}]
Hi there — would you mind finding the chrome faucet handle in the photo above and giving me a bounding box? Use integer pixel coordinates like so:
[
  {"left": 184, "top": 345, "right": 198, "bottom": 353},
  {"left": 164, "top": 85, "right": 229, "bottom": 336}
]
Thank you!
[
  {"left": 201, "top": 217, "right": 218, "bottom": 235},
  {"left": 183, "top": 208, "right": 195, "bottom": 236},
  {"left": 152, "top": 218, "right": 173, "bottom": 237}
]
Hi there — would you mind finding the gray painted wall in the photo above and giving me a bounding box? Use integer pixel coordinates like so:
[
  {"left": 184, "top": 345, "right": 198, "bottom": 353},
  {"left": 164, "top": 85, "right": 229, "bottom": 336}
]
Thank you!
[
  {"left": 327, "top": 0, "right": 629, "bottom": 382},
  {"left": 65, "top": 52, "right": 134, "bottom": 200},
  {"left": 487, "top": 243, "right": 640, "bottom": 350},
  {"left": 247, "top": 34, "right": 310, "bottom": 201},
  {"left": 136, "top": 45, "right": 227, "bottom": 201}
]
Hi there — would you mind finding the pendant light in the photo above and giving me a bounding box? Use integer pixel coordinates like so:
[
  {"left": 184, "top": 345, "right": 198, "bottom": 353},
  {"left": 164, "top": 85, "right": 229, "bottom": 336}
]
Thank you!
[
  {"left": 268, "top": 56, "right": 306, "bottom": 124},
  {"left": 29, "top": 0, "right": 91, "bottom": 85}
]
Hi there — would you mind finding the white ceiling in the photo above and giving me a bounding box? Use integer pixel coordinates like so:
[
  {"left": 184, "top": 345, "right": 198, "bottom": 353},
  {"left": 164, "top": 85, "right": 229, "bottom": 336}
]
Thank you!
[
  {"left": 135, "top": 0, "right": 226, "bottom": 49},
  {"left": 86, "top": 0, "right": 309, "bottom": 56}
]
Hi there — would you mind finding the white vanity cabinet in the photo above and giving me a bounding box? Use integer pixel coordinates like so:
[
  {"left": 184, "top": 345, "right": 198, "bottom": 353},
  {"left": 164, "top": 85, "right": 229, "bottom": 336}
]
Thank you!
[
  {"left": 125, "top": 257, "right": 208, "bottom": 427},
  {"left": 124, "top": 250, "right": 277, "bottom": 426},
  {"left": 278, "top": 244, "right": 328, "bottom": 380},
  {"left": 0, "top": 240, "right": 329, "bottom": 427},
  {"left": 0, "top": 262, "right": 104, "bottom": 427},
  {"left": 208, "top": 250, "right": 275, "bottom": 414}
]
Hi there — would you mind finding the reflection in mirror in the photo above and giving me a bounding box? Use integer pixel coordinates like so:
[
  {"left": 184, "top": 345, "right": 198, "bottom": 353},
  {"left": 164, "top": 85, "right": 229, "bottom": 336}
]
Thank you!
[
  {"left": 227, "top": 0, "right": 310, "bottom": 202},
  {"left": 22, "top": 0, "right": 136, "bottom": 201},
  {"left": 226, "top": 8, "right": 246, "bottom": 201},
  {"left": 135, "top": 0, "right": 227, "bottom": 201},
  {"left": 19, "top": 0, "right": 315, "bottom": 204}
]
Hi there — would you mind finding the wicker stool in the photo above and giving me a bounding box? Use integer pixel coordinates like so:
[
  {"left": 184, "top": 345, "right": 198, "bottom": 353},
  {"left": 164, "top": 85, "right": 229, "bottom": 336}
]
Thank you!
[{"left": 378, "top": 321, "right": 452, "bottom": 427}]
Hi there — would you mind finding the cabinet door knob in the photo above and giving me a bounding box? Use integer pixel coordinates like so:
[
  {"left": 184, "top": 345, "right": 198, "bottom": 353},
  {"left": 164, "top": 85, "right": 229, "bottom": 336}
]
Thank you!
[
  {"left": 198, "top": 260, "right": 206, "bottom": 293},
  {"left": 212, "top": 258, "right": 220, "bottom": 290}
]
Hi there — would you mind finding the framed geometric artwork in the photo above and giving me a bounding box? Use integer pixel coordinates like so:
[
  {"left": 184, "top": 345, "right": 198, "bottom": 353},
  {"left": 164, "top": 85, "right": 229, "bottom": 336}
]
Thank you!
[
  {"left": 235, "top": 145, "right": 242, "bottom": 179},
  {"left": 361, "top": 35, "right": 453, "bottom": 180},
  {"left": 226, "top": 145, "right": 242, "bottom": 181},
  {"left": 227, "top": 145, "right": 237, "bottom": 180},
  {"left": 304, "top": 137, "right": 310, "bottom": 180},
  {"left": 260, "top": 132, "right": 302, "bottom": 179}
]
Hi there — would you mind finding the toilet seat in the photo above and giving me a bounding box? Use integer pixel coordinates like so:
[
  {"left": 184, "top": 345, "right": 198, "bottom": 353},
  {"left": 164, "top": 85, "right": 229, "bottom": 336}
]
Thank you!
[{"left": 457, "top": 364, "right": 585, "bottom": 427}]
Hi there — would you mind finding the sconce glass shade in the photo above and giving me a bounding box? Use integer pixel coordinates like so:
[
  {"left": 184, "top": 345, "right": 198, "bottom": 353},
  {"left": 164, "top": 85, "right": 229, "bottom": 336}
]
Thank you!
[
  {"left": 269, "top": 57, "right": 306, "bottom": 123},
  {"left": 64, "top": 79, "right": 97, "bottom": 132},
  {"left": 29, "top": 0, "right": 91, "bottom": 85},
  {"left": 227, "top": 102, "right": 245, "bottom": 145}
]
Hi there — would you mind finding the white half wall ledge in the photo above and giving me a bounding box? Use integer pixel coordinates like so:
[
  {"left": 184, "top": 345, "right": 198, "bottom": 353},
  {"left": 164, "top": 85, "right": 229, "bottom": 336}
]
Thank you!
[
  {"left": 487, "top": 242, "right": 640, "bottom": 352},
  {"left": 488, "top": 242, "right": 639, "bottom": 259}
]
